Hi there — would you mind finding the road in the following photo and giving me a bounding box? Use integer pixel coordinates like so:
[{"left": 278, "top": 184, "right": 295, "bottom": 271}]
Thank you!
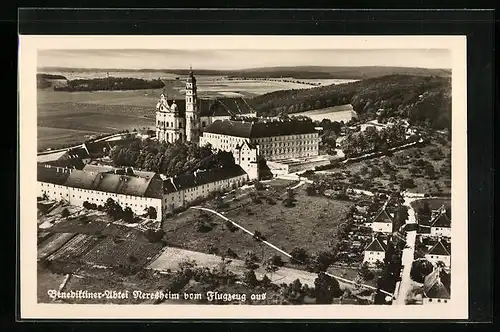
[
  {"left": 393, "top": 193, "right": 419, "bottom": 305},
  {"left": 188, "top": 206, "right": 394, "bottom": 297}
]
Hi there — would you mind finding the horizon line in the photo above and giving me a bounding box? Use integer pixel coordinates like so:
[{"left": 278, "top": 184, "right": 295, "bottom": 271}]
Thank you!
[{"left": 37, "top": 65, "right": 452, "bottom": 71}]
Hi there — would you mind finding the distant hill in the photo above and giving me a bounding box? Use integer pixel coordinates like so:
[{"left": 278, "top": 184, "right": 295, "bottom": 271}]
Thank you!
[
  {"left": 247, "top": 74, "right": 452, "bottom": 130},
  {"left": 38, "top": 66, "right": 451, "bottom": 79},
  {"left": 37, "top": 73, "right": 68, "bottom": 89}
]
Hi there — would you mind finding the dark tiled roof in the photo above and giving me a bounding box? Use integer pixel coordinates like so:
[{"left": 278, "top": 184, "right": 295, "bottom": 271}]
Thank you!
[
  {"left": 364, "top": 238, "right": 387, "bottom": 252},
  {"left": 235, "top": 140, "right": 258, "bottom": 150},
  {"left": 204, "top": 119, "right": 317, "bottom": 138},
  {"left": 423, "top": 268, "right": 451, "bottom": 299},
  {"left": 164, "top": 166, "right": 247, "bottom": 194},
  {"left": 430, "top": 212, "right": 451, "bottom": 228},
  {"left": 372, "top": 207, "right": 394, "bottom": 224},
  {"left": 67, "top": 147, "right": 90, "bottom": 160},
  {"left": 157, "top": 97, "right": 255, "bottom": 118},
  {"left": 84, "top": 141, "right": 111, "bottom": 156},
  {"left": 37, "top": 164, "right": 72, "bottom": 185},
  {"left": 64, "top": 169, "right": 160, "bottom": 198},
  {"left": 427, "top": 240, "right": 451, "bottom": 256}
]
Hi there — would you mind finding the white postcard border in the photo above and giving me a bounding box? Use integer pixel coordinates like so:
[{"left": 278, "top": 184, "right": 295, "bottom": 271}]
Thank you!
[{"left": 19, "top": 35, "right": 468, "bottom": 320}]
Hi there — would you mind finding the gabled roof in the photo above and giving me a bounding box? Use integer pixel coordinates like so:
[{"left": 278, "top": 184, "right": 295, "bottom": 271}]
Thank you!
[
  {"left": 423, "top": 268, "right": 451, "bottom": 299},
  {"left": 426, "top": 240, "right": 451, "bottom": 256},
  {"left": 430, "top": 211, "right": 451, "bottom": 228},
  {"left": 372, "top": 207, "right": 394, "bottom": 224},
  {"left": 204, "top": 119, "right": 317, "bottom": 138},
  {"left": 364, "top": 237, "right": 387, "bottom": 252},
  {"left": 235, "top": 140, "right": 258, "bottom": 151}
]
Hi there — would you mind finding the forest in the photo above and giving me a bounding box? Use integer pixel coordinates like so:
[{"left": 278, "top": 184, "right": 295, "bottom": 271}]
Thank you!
[
  {"left": 54, "top": 77, "right": 165, "bottom": 91},
  {"left": 247, "top": 75, "right": 452, "bottom": 130},
  {"left": 108, "top": 139, "right": 235, "bottom": 177}
]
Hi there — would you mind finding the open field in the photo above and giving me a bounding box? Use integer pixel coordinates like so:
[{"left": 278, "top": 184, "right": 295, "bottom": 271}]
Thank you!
[
  {"left": 162, "top": 179, "right": 353, "bottom": 264},
  {"left": 37, "top": 100, "right": 156, "bottom": 150},
  {"left": 292, "top": 104, "right": 358, "bottom": 122}
]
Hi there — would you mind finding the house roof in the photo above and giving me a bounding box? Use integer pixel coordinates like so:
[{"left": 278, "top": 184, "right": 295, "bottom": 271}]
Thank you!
[
  {"left": 430, "top": 211, "right": 451, "bottom": 228},
  {"left": 235, "top": 140, "right": 258, "bottom": 151},
  {"left": 37, "top": 150, "right": 69, "bottom": 163},
  {"left": 364, "top": 237, "right": 387, "bottom": 252},
  {"left": 427, "top": 240, "right": 451, "bottom": 256},
  {"left": 164, "top": 165, "right": 247, "bottom": 194},
  {"left": 372, "top": 206, "right": 394, "bottom": 224},
  {"left": 84, "top": 141, "right": 111, "bottom": 156},
  {"left": 204, "top": 119, "right": 318, "bottom": 138},
  {"left": 37, "top": 164, "right": 72, "bottom": 185},
  {"left": 423, "top": 268, "right": 451, "bottom": 299}
]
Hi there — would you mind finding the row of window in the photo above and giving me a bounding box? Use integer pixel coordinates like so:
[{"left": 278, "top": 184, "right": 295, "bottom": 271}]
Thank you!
[{"left": 157, "top": 121, "right": 183, "bottom": 128}]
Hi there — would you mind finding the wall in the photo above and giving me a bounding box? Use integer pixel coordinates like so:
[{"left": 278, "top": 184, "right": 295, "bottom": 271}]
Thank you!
[
  {"left": 371, "top": 222, "right": 393, "bottom": 233},
  {"left": 363, "top": 250, "right": 384, "bottom": 265},
  {"left": 425, "top": 254, "right": 451, "bottom": 268},
  {"left": 162, "top": 173, "right": 249, "bottom": 212},
  {"left": 39, "top": 182, "right": 70, "bottom": 202},
  {"left": 250, "top": 132, "right": 319, "bottom": 161},
  {"left": 430, "top": 227, "right": 451, "bottom": 237}
]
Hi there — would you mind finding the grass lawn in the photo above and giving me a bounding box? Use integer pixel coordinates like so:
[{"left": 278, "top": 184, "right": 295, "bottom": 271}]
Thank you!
[{"left": 162, "top": 180, "right": 353, "bottom": 265}]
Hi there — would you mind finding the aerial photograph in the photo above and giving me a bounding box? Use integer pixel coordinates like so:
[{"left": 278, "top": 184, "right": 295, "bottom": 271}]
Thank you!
[{"left": 35, "top": 45, "right": 452, "bottom": 306}]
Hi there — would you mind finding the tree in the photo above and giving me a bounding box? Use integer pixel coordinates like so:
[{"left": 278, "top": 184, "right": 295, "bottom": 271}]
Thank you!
[
  {"left": 314, "top": 272, "right": 342, "bottom": 304},
  {"left": 359, "top": 262, "right": 375, "bottom": 281},
  {"left": 244, "top": 251, "right": 259, "bottom": 270},
  {"left": 122, "top": 207, "right": 134, "bottom": 223},
  {"left": 61, "top": 208, "right": 70, "bottom": 218},
  {"left": 410, "top": 259, "right": 434, "bottom": 283},
  {"left": 309, "top": 251, "right": 336, "bottom": 273},
  {"left": 243, "top": 270, "right": 258, "bottom": 287},
  {"left": 270, "top": 254, "right": 285, "bottom": 267},
  {"left": 145, "top": 206, "right": 157, "bottom": 220},
  {"left": 290, "top": 247, "right": 309, "bottom": 264}
]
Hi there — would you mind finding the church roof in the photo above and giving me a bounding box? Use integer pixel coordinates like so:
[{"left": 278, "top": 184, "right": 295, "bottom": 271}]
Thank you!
[
  {"left": 156, "top": 97, "right": 255, "bottom": 118},
  {"left": 204, "top": 119, "right": 317, "bottom": 138},
  {"left": 364, "top": 237, "right": 387, "bottom": 252}
]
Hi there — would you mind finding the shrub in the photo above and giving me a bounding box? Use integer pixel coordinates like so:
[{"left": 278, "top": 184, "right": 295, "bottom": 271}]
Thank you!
[
  {"left": 225, "top": 248, "right": 238, "bottom": 259},
  {"left": 243, "top": 270, "right": 259, "bottom": 287},
  {"left": 270, "top": 254, "right": 285, "bottom": 267},
  {"left": 145, "top": 229, "right": 165, "bottom": 243},
  {"left": 61, "top": 208, "right": 70, "bottom": 218},
  {"left": 290, "top": 247, "right": 309, "bottom": 264}
]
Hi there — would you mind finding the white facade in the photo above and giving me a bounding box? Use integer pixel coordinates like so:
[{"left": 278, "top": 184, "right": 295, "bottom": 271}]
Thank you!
[
  {"left": 252, "top": 133, "right": 319, "bottom": 161},
  {"left": 430, "top": 226, "right": 451, "bottom": 237},
  {"left": 39, "top": 181, "right": 163, "bottom": 221},
  {"left": 162, "top": 172, "right": 249, "bottom": 211},
  {"left": 371, "top": 222, "right": 393, "bottom": 234},
  {"left": 200, "top": 133, "right": 259, "bottom": 181},
  {"left": 363, "top": 250, "right": 385, "bottom": 265},
  {"left": 425, "top": 254, "right": 451, "bottom": 269},
  {"left": 423, "top": 298, "right": 450, "bottom": 305}
]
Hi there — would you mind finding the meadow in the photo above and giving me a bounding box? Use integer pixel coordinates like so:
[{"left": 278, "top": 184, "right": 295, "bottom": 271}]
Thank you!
[{"left": 37, "top": 71, "right": 358, "bottom": 150}]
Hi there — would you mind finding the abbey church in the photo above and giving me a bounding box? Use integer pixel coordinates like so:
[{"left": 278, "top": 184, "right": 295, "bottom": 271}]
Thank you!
[{"left": 155, "top": 68, "right": 257, "bottom": 144}]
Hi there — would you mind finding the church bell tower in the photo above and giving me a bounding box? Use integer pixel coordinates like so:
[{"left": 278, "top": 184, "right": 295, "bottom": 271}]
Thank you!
[{"left": 185, "top": 66, "right": 199, "bottom": 143}]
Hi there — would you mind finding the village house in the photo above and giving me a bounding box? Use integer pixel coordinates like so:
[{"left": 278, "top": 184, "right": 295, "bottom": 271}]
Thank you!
[
  {"left": 422, "top": 267, "right": 451, "bottom": 305},
  {"left": 363, "top": 236, "right": 387, "bottom": 266},
  {"left": 425, "top": 239, "right": 451, "bottom": 269},
  {"left": 369, "top": 203, "right": 395, "bottom": 234},
  {"left": 429, "top": 206, "right": 451, "bottom": 237}
]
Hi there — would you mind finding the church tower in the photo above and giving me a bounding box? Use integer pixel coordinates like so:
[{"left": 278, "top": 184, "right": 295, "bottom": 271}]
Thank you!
[
  {"left": 185, "top": 67, "right": 199, "bottom": 143},
  {"left": 156, "top": 94, "right": 185, "bottom": 143}
]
